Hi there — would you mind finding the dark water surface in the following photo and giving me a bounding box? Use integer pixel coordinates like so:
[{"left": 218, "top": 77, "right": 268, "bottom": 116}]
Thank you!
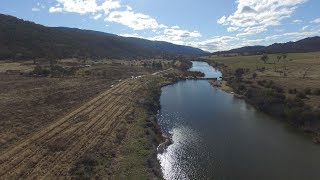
[{"left": 157, "top": 61, "right": 320, "bottom": 180}]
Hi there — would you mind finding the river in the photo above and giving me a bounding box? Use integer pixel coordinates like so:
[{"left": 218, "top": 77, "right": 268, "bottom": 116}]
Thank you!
[{"left": 157, "top": 61, "right": 320, "bottom": 180}]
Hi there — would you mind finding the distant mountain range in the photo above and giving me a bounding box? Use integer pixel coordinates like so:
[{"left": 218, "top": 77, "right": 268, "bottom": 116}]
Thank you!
[
  {"left": 0, "top": 14, "right": 207, "bottom": 60},
  {"left": 213, "top": 36, "right": 320, "bottom": 55}
]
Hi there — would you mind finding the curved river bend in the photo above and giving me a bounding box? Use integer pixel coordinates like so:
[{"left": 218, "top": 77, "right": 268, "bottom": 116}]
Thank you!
[{"left": 157, "top": 61, "right": 320, "bottom": 180}]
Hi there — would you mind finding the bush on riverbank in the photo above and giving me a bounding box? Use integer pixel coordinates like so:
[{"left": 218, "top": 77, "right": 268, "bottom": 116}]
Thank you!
[
  {"left": 227, "top": 71, "right": 320, "bottom": 128},
  {"left": 176, "top": 60, "right": 193, "bottom": 71}
]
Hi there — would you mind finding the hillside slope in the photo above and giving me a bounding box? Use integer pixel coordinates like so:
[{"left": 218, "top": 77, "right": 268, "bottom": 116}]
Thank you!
[
  {"left": 213, "top": 36, "right": 320, "bottom": 55},
  {"left": 0, "top": 14, "right": 206, "bottom": 60}
]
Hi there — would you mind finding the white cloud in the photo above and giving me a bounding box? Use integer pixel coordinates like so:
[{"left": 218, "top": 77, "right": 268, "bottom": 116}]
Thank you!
[
  {"left": 227, "top": 27, "right": 239, "bottom": 32},
  {"left": 93, "top": 13, "right": 102, "bottom": 20},
  {"left": 145, "top": 28, "right": 202, "bottom": 46},
  {"left": 302, "top": 26, "right": 309, "bottom": 30},
  {"left": 171, "top": 25, "right": 180, "bottom": 29},
  {"left": 243, "top": 38, "right": 265, "bottom": 44},
  {"left": 117, "top": 29, "right": 201, "bottom": 47},
  {"left": 293, "top": 19, "right": 302, "bottom": 24},
  {"left": 32, "top": 2, "right": 46, "bottom": 11},
  {"left": 126, "top": 5, "right": 132, "bottom": 11},
  {"left": 262, "top": 29, "right": 320, "bottom": 42},
  {"left": 105, "top": 10, "right": 167, "bottom": 30},
  {"left": 49, "top": 0, "right": 202, "bottom": 46},
  {"left": 163, "top": 28, "right": 201, "bottom": 38},
  {"left": 217, "top": 16, "right": 227, "bottom": 24},
  {"left": 119, "top": 33, "right": 143, "bottom": 38},
  {"left": 99, "top": 0, "right": 121, "bottom": 14},
  {"left": 311, "top": 18, "right": 320, "bottom": 24},
  {"left": 49, "top": 0, "right": 120, "bottom": 14},
  {"left": 236, "top": 26, "right": 267, "bottom": 37},
  {"left": 32, "top": 7, "right": 40, "bottom": 12},
  {"left": 36, "top": 2, "right": 46, "bottom": 9},
  {"left": 187, "top": 36, "right": 240, "bottom": 52},
  {"left": 117, "top": 28, "right": 202, "bottom": 49},
  {"left": 49, "top": 7, "right": 63, "bottom": 13},
  {"left": 276, "top": 28, "right": 285, "bottom": 32},
  {"left": 218, "top": 0, "right": 307, "bottom": 37}
]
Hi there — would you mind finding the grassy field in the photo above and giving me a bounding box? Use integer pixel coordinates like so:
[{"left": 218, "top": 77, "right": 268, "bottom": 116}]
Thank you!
[
  {"left": 208, "top": 52, "right": 320, "bottom": 77},
  {"left": 0, "top": 61, "right": 158, "bottom": 150},
  {"left": 0, "top": 76, "right": 166, "bottom": 179},
  {"left": 206, "top": 52, "right": 320, "bottom": 109},
  {"left": 0, "top": 59, "right": 181, "bottom": 179}
]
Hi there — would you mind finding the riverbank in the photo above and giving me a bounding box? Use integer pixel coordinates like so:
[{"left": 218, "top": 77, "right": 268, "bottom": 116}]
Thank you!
[
  {"left": 209, "top": 79, "right": 244, "bottom": 98},
  {"left": 202, "top": 58, "right": 320, "bottom": 143}
]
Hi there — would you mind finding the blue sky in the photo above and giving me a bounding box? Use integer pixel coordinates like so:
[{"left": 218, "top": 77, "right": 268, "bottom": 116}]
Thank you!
[{"left": 1, "top": 0, "right": 320, "bottom": 52}]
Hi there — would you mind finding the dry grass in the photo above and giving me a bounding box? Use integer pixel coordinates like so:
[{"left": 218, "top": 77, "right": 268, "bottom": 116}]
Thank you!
[
  {"left": 0, "top": 59, "right": 174, "bottom": 179},
  {"left": 0, "top": 75, "right": 113, "bottom": 150},
  {"left": 0, "top": 60, "right": 159, "bottom": 150},
  {"left": 0, "top": 62, "right": 35, "bottom": 73},
  {"left": 0, "top": 76, "right": 166, "bottom": 179}
]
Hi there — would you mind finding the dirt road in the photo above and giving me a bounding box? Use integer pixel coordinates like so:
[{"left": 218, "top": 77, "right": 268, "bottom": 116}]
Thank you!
[{"left": 0, "top": 78, "right": 143, "bottom": 179}]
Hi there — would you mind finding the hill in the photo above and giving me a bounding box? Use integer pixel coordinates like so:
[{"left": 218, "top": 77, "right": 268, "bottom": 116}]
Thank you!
[
  {"left": 214, "top": 46, "right": 265, "bottom": 55},
  {"left": 0, "top": 14, "right": 206, "bottom": 60},
  {"left": 213, "top": 36, "right": 320, "bottom": 55}
]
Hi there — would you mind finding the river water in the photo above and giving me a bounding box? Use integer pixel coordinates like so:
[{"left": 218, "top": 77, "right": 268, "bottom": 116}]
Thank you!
[{"left": 157, "top": 61, "right": 320, "bottom": 180}]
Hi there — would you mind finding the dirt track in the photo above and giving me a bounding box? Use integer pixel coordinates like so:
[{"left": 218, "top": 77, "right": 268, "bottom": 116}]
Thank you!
[{"left": 0, "top": 78, "right": 143, "bottom": 179}]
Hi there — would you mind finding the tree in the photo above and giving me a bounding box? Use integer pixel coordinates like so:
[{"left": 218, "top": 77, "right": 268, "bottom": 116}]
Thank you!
[
  {"left": 235, "top": 68, "right": 245, "bottom": 80},
  {"left": 252, "top": 72, "right": 257, "bottom": 80},
  {"left": 277, "top": 55, "right": 282, "bottom": 62},
  {"left": 302, "top": 66, "right": 312, "bottom": 79},
  {"left": 282, "top": 54, "right": 287, "bottom": 60},
  {"left": 261, "top": 54, "right": 269, "bottom": 64},
  {"left": 273, "top": 57, "right": 278, "bottom": 71},
  {"left": 282, "top": 54, "right": 288, "bottom": 76}
]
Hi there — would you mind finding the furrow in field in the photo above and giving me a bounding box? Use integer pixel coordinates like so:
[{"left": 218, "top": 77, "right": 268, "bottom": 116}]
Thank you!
[
  {"left": 0, "top": 80, "right": 132, "bottom": 178},
  {"left": 44, "top": 86, "right": 140, "bottom": 177},
  {"left": 7, "top": 94, "right": 125, "bottom": 179},
  {"left": 23, "top": 93, "right": 128, "bottom": 178},
  {"left": 0, "top": 79, "right": 128, "bottom": 161},
  {"left": 48, "top": 105, "right": 133, "bottom": 177}
]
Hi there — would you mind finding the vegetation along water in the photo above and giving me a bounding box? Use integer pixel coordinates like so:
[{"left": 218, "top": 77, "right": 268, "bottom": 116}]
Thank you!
[{"left": 157, "top": 61, "right": 320, "bottom": 180}]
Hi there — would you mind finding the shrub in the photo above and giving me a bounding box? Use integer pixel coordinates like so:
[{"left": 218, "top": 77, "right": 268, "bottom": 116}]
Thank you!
[
  {"left": 84, "top": 70, "right": 91, "bottom": 76},
  {"left": 286, "top": 97, "right": 305, "bottom": 108},
  {"left": 238, "top": 84, "right": 246, "bottom": 91},
  {"left": 296, "top": 92, "right": 307, "bottom": 99},
  {"left": 288, "top": 88, "right": 297, "bottom": 94},
  {"left": 271, "top": 85, "right": 284, "bottom": 93},
  {"left": 234, "top": 68, "right": 245, "bottom": 80},
  {"left": 304, "top": 88, "right": 312, "bottom": 95},
  {"left": 257, "top": 80, "right": 266, "bottom": 86},
  {"left": 31, "top": 65, "right": 50, "bottom": 77},
  {"left": 178, "top": 60, "right": 192, "bottom": 71},
  {"left": 257, "top": 67, "right": 266, "bottom": 72},
  {"left": 50, "top": 65, "right": 77, "bottom": 77},
  {"left": 265, "top": 80, "right": 274, "bottom": 88},
  {"left": 243, "top": 80, "right": 253, "bottom": 84},
  {"left": 313, "top": 89, "right": 320, "bottom": 96},
  {"left": 252, "top": 72, "right": 257, "bottom": 79}
]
